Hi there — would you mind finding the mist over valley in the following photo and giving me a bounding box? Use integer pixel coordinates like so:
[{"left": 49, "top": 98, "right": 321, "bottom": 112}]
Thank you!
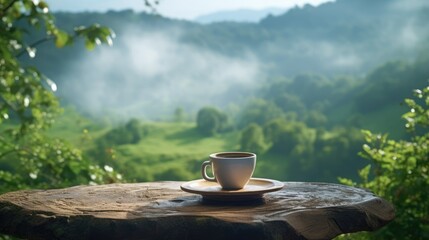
[{"left": 24, "top": 0, "right": 429, "bottom": 122}]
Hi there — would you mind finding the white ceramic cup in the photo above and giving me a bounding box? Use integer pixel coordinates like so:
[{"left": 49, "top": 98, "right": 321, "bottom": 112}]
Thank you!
[{"left": 201, "top": 152, "right": 256, "bottom": 190}]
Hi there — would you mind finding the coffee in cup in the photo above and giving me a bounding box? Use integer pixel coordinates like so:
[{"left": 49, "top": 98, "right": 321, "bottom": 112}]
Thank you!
[{"left": 201, "top": 152, "right": 256, "bottom": 190}]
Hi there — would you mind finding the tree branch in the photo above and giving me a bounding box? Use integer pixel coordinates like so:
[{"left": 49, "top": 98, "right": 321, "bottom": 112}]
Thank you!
[
  {"left": 0, "top": 134, "right": 18, "bottom": 160},
  {"left": 16, "top": 36, "right": 54, "bottom": 58},
  {"left": 0, "top": 0, "right": 19, "bottom": 16},
  {"left": 0, "top": 95, "right": 17, "bottom": 112},
  {"left": 0, "top": 148, "right": 17, "bottom": 160}
]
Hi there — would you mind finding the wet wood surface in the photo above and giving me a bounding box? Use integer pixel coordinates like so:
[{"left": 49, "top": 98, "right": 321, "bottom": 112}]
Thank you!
[{"left": 0, "top": 181, "right": 394, "bottom": 240}]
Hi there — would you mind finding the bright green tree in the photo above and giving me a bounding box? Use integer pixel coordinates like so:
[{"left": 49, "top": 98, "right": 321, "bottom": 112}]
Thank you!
[
  {"left": 196, "top": 106, "right": 228, "bottom": 136},
  {"left": 339, "top": 84, "right": 429, "bottom": 239},
  {"left": 240, "top": 123, "right": 266, "bottom": 154},
  {"left": 263, "top": 118, "right": 316, "bottom": 157},
  {"left": 0, "top": 0, "right": 124, "bottom": 192}
]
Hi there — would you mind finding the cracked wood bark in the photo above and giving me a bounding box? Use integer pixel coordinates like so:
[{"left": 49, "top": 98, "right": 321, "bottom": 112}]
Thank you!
[{"left": 0, "top": 182, "right": 394, "bottom": 240}]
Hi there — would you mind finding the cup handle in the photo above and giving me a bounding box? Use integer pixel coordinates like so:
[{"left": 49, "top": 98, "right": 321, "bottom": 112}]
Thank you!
[{"left": 201, "top": 160, "right": 216, "bottom": 182}]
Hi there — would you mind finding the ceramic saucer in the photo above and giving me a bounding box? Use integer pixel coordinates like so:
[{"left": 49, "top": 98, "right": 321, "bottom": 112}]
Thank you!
[{"left": 180, "top": 178, "right": 284, "bottom": 202}]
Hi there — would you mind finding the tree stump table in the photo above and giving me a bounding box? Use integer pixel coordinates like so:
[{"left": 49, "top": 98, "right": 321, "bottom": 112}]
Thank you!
[{"left": 0, "top": 181, "right": 394, "bottom": 240}]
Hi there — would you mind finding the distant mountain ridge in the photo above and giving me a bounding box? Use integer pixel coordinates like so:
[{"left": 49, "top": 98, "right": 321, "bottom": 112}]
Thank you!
[
  {"left": 194, "top": 7, "right": 287, "bottom": 24},
  {"left": 260, "top": 0, "right": 391, "bottom": 28},
  {"left": 38, "top": 0, "right": 429, "bottom": 78}
]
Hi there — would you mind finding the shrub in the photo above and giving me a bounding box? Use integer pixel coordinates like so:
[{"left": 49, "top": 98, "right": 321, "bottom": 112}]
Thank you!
[
  {"left": 339, "top": 84, "right": 429, "bottom": 240},
  {"left": 196, "top": 107, "right": 227, "bottom": 136}
]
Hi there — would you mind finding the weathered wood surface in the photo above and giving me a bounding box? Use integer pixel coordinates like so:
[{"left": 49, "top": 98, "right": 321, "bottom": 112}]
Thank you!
[{"left": 0, "top": 182, "right": 394, "bottom": 240}]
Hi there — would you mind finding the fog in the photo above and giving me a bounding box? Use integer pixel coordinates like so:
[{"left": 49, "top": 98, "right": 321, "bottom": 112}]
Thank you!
[
  {"left": 391, "top": 0, "right": 429, "bottom": 11},
  {"left": 61, "top": 29, "right": 263, "bottom": 120},
  {"left": 56, "top": 0, "right": 429, "bottom": 121}
]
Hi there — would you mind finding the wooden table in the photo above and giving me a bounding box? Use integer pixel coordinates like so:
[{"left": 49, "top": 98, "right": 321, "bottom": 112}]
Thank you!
[{"left": 0, "top": 181, "right": 394, "bottom": 240}]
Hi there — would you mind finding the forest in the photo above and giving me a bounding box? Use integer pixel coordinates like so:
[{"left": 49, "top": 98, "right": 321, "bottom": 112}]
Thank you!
[{"left": 0, "top": 0, "right": 428, "bottom": 239}]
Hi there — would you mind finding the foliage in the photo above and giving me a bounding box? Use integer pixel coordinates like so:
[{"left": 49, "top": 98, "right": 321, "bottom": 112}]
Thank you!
[
  {"left": 251, "top": 116, "right": 364, "bottom": 182},
  {"left": 196, "top": 106, "right": 228, "bottom": 136},
  {"left": 355, "top": 56, "right": 429, "bottom": 114},
  {"left": 103, "top": 118, "right": 145, "bottom": 145},
  {"left": 240, "top": 123, "right": 266, "bottom": 154},
  {"left": 273, "top": 93, "right": 306, "bottom": 115},
  {"left": 238, "top": 98, "right": 285, "bottom": 128},
  {"left": 0, "top": 131, "right": 121, "bottom": 193},
  {"left": 91, "top": 118, "right": 148, "bottom": 166},
  {"left": 0, "top": 0, "right": 121, "bottom": 192},
  {"left": 263, "top": 118, "right": 316, "bottom": 156},
  {"left": 310, "top": 127, "right": 363, "bottom": 181},
  {"left": 304, "top": 110, "right": 328, "bottom": 128},
  {"left": 339, "top": 84, "right": 429, "bottom": 239}
]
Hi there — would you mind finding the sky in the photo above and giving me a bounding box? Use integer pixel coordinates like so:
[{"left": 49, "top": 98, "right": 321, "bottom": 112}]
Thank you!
[{"left": 49, "top": 0, "right": 333, "bottom": 20}]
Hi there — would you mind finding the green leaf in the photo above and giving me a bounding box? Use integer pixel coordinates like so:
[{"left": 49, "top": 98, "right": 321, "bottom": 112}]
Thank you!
[
  {"left": 361, "top": 129, "right": 372, "bottom": 143},
  {"left": 38, "top": 1, "right": 49, "bottom": 10},
  {"left": 84, "top": 39, "right": 96, "bottom": 51},
  {"left": 338, "top": 177, "right": 355, "bottom": 186},
  {"left": 54, "top": 30, "right": 69, "bottom": 48},
  {"left": 362, "top": 143, "right": 371, "bottom": 153},
  {"left": 404, "top": 98, "right": 416, "bottom": 108},
  {"left": 358, "top": 164, "right": 371, "bottom": 182}
]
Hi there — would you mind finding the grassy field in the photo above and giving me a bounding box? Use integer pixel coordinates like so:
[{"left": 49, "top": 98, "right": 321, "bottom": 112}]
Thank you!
[
  {"left": 46, "top": 108, "right": 290, "bottom": 182},
  {"left": 109, "top": 122, "right": 292, "bottom": 182},
  {"left": 111, "top": 122, "right": 241, "bottom": 182},
  {"left": 47, "top": 109, "right": 240, "bottom": 182},
  {"left": 47, "top": 107, "right": 111, "bottom": 150}
]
